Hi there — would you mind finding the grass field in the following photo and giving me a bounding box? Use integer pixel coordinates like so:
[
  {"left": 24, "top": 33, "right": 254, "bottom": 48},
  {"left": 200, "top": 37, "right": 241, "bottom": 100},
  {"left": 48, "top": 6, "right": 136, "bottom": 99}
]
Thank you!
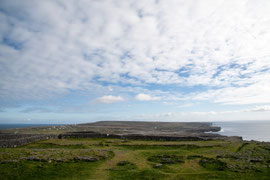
[{"left": 0, "top": 138, "right": 270, "bottom": 180}]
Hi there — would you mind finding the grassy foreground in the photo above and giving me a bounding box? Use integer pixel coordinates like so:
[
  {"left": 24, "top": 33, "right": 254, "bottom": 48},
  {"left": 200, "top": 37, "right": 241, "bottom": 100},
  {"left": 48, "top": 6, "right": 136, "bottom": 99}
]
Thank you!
[{"left": 0, "top": 138, "right": 270, "bottom": 180}]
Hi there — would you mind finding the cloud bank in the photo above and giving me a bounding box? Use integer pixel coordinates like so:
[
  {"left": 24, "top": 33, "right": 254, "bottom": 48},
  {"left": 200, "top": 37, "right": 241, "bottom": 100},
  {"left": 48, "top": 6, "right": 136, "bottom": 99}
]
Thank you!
[{"left": 95, "top": 95, "right": 124, "bottom": 104}]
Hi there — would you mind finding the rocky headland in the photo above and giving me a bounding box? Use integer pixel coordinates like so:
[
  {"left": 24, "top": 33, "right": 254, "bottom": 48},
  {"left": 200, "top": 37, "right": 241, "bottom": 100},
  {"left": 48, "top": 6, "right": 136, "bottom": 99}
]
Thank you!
[{"left": 0, "top": 121, "right": 242, "bottom": 147}]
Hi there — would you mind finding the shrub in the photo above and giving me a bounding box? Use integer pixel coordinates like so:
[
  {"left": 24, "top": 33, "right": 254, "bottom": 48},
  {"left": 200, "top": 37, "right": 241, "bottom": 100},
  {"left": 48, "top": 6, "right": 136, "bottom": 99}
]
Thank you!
[
  {"left": 199, "top": 158, "right": 227, "bottom": 171},
  {"left": 147, "top": 154, "right": 184, "bottom": 164}
]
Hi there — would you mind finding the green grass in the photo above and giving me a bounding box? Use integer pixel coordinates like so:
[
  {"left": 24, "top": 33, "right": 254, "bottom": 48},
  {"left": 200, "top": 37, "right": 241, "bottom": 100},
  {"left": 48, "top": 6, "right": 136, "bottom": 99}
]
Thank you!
[
  {"left": 0, "top": 161, "right": 102, "bottom": 180},
  {"left": 24, "top": 142, "right": 89, "bottom": 149},
  {"left": 147, "top": 154, "right": 184, "bottom": 164},
  {"left": 199, "top": 157, "right": 227, "bottom": 171},
  {"left": 0, "top": 138, "right": 270, "bottom": 179},
  {"left": 109, "top": 165, "right": 165, "bottom": 180},
  {"left": 116, "top": 144, "right": 215, "bottom": 150}
]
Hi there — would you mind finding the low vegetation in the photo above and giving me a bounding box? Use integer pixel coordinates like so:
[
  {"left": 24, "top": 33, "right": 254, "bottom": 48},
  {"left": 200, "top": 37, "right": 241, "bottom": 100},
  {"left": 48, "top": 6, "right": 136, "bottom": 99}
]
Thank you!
[{"left": 1, "top": 138, "right": 270, "bottom": 179}]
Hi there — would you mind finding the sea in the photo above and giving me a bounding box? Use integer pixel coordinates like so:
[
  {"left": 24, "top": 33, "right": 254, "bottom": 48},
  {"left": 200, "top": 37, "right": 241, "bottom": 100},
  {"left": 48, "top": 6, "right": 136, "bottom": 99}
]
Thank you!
[
  {"left": 213, "top": 120, "right": 270, "bottom": 142},
  {"left": 0, "top": 124, "right": 66, "bottom": 130}
]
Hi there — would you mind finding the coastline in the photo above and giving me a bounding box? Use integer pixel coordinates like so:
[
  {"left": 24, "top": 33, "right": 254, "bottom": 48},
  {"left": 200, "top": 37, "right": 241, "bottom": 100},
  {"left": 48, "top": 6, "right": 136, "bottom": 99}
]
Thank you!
[
  {"left": 213, "top": 121, "right": 270, "bottom": 142},
  {"left": 0, "top": 121, "right": 242, "bottom": 148}
]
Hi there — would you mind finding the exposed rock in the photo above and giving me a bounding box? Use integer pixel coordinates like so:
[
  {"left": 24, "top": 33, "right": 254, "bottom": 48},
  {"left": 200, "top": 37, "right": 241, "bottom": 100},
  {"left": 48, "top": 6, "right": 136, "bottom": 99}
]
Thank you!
[
  {"left": 57, "top": 121, "right": 242, "bottom": 142},
  {"left": 117, "top": 160, "right": 130, "bottom": 166},
  {"left": 0, "top": 121, "right": 243, "bottom": 146},
  {"left": 25, "top": 156, "right": 41, "bottom": 161},
  {"left": 0, "top": 134, "right": 57, "bottom": 148},
  {"left": 249, "top": 158, "right": 263, "bottom": 163},
  {"left": 73, "top": 156, "right": 98, "bottom": 162},
  {"left": 148, "top": 154, "right": 184, "bottom": 164},
  {"left": 154, "top": 163, "right": 163, "bottom": 168},
  {"left": 187, "top": 155, "right": 203, "bottom": 159}
]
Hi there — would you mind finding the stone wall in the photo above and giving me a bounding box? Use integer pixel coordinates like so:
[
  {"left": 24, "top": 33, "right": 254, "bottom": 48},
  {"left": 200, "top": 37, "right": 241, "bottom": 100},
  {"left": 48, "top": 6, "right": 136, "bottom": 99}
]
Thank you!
[
  {"left": 58, "top": 131, "right": 121, "bottom": 139},
  {"left": 0, "top": 134, "right": 58, "bottom": 148},
  {"left": 59, "top": 131, "right": 229, "bottom": 141},
  {"left": 0, "top": 130, "right": 242, "bottom": 148}
]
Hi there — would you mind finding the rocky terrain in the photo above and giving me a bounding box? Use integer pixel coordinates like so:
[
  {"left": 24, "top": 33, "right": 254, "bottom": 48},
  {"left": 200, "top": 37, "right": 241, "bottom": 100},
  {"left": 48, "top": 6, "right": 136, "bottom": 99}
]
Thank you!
[
  {"left": 0, "top": 134, "right": 57, "bottom": 148},
  {"left": 1, "top": 121, "right": 270, "bottom": 179},
  {"left": 0, "top": 136, "right": 269, "bottom": 179},
  {"left": 1, "top": 121, "right": 223, "bottom": 135},
  {"left": 0, "top": 121, "right": 242, "bottom": 148}
]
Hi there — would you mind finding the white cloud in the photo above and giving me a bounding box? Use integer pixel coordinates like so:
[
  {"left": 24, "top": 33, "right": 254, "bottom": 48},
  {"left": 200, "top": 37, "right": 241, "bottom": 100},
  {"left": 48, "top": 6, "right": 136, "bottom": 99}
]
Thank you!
[
  {"left": 191, "top": 80, "right": 270, "bottom": 105},
  {"left": 246, "top": 105, "right": 270, "bottom": 112},
  {"left": 178, "top": 103, "right": 195, "bottom": 108},
  {"left": 130, "top": 105, "right": 270, "bottom": 122},
  {"left": 135, "top": 93, "right": 161, "bottom": 101},
  {"left": 0, "top": 0, "right": 270, "bottom": 107},
  {"left": 95, "top": 95, "right": 124, "bottom": 104}
]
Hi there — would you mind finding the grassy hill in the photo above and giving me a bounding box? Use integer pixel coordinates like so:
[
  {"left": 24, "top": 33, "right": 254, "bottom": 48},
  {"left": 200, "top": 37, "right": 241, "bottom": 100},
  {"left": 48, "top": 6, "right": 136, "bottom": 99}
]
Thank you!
[{"left": 1, "top": 137, "right": 270, "bottom": 180}]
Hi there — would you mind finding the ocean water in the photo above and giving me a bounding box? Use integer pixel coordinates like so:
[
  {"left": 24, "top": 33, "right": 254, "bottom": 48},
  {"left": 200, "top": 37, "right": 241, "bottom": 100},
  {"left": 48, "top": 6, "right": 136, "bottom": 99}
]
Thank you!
[
  {"left": 0, "top": 124, "right": 65, "bottom": 130},
  {"left": 213, "top": 120, "right": 270, "bottom": 142}
]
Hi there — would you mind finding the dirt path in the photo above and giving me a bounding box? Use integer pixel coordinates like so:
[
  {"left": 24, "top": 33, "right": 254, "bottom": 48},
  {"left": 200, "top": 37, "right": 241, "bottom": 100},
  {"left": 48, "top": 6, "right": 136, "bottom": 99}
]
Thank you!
[
  {"left": 91, "top": 149, "right": 152, "bottom": 180},
  {"left": 91, "top": 149, "right": 208, "bottom": 179},
  {"left": 91, "top": 150, "right": 131, "bottom": 180}
]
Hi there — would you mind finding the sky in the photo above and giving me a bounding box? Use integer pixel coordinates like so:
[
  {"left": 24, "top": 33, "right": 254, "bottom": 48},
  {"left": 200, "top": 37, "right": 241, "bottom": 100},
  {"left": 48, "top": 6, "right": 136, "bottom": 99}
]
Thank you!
[{"left": 0, "top": 0, "right": 270, "bottom": 124}]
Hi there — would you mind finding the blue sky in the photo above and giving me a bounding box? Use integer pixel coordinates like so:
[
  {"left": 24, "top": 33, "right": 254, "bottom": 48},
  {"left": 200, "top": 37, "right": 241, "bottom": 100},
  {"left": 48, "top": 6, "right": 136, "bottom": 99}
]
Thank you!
[{"left": 0, "top": 0, "right": 270, "bottom": 124}]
